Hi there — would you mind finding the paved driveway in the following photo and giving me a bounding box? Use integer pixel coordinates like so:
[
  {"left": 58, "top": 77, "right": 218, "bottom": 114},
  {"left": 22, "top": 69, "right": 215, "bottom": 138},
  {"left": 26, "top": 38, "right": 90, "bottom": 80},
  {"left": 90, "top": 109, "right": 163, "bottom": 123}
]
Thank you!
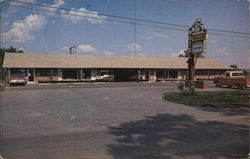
[{"left": 0, "top": 82, "right": 248, "bottom": 159}]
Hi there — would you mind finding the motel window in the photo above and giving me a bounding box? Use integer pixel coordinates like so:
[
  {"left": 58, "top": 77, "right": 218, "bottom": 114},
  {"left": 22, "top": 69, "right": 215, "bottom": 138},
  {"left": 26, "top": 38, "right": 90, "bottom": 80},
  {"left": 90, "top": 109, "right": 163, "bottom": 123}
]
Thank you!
[
  {"left": 169, "top": 70, "right": 178, "bottom": 78},
  {"left": 156, "top": 70, "right": 164, "bottom": 78},
  {"left": 150, "top": 70, "right": 155, "bottom": 75},
  {"left": 101, "top": 70, "right": 110, "bottom": 76},
  {"left": 140, "top": 70, "right": 145, "bottom": 75},
  {"left": 97, "top": 69, "right": 101, "bottom": 76},
  {"left": 36, "top": 69, "right": 57, "bottom": 76},
  {"left": 209, "top": 70, "right": 224, "bottom": 75},
  {"left": 51, "top": 69, "right": 58, "bottom": 76},
  {"left": 195, "top": 70, "right": 207, "bottom": 75},
  {"left": 232, "top": 73, "right": 244, "bottom": 77},
  {"left": 83, "top": 69, "right": 91, "bottom": 79},
  {"left": 10, "top": 68, "right": 26, "bottom": 77},
  {"left": 208, "top": 70, "right": 216, "bottom": 75}
]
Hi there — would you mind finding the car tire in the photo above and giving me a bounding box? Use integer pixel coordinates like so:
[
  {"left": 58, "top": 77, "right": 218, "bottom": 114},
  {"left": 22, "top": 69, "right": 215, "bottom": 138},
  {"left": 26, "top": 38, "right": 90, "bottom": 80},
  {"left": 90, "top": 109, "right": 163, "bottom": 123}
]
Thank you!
[
  {"left": 215, "top": 82, "right": 221, "bottom": 87},
  {"left": 237, "top": 85, "right": 244, "bottom": 89}
]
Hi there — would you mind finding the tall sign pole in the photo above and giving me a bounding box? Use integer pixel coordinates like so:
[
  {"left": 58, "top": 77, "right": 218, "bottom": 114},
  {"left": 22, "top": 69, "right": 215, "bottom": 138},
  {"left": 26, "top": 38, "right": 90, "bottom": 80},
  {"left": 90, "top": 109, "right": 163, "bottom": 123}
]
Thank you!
[{"left": 187, "top": 18, "right": 208, "bottom": 94}]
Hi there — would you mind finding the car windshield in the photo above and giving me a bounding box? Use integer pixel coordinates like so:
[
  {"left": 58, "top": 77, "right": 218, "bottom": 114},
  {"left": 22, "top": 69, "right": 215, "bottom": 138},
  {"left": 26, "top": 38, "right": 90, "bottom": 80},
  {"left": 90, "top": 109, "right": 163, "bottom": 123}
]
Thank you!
[{"left": 232, "top": 73, "right": 244, "bottom": 77}]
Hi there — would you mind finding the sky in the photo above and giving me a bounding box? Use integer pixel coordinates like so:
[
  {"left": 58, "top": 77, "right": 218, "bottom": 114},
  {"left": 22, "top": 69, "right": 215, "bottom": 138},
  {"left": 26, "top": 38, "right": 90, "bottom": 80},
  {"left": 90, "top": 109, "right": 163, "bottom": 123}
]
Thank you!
[{"left": 0, "top": 0, "right": 249, "bottom": 68}]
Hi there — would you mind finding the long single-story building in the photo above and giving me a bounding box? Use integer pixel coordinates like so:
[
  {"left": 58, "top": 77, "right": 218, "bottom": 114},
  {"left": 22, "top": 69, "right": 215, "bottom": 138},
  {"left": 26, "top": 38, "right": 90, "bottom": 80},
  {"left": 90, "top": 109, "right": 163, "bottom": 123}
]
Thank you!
[{"left": 2, "top": 52, "right": 232, "bottom": 84}]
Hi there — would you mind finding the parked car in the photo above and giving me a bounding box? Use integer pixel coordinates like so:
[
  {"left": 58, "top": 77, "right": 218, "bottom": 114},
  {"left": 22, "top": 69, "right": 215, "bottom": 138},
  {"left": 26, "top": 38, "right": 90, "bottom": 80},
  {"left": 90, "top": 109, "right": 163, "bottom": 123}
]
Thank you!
[
  {"left": 100, "top": 74, "right": 114, "bottom": 81},
  {"left": 9, "top": 77, "right": 27, "bottom": 85},
  {"left": 214, "top": 71, "right": 250, "bottom": 89}
]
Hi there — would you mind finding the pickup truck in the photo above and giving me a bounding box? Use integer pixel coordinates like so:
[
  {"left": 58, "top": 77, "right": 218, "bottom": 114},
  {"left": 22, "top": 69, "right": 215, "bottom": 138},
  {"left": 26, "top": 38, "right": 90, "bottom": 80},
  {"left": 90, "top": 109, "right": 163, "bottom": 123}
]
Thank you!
[{"left": 214, "top": 71, "right": 250, "bottom": 89}]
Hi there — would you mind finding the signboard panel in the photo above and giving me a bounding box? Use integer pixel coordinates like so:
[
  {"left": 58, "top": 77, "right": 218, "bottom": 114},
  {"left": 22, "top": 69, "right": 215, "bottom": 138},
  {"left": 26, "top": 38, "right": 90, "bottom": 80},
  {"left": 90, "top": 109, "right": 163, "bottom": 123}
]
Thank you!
[
  {"left": 192, "top": 33, "right": 208, "bottom": 42},
  {"left": 192, "top": 41, "right": 206, "bottom": 54}
]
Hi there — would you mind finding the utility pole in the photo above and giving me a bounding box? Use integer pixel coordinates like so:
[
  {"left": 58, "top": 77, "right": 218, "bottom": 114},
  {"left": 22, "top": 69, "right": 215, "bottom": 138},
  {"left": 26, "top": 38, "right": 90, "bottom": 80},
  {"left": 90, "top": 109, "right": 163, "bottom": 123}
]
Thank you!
[{"left": 187, "top": 18, "right": 208, "bottom": 94}]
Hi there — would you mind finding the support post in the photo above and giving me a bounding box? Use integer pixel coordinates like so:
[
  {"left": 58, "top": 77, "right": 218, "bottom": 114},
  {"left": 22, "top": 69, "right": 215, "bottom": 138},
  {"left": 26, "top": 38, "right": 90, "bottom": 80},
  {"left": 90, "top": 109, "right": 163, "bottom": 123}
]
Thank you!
[
  {"left": 80, "top": 68, "right": 83, "bottom": 80},
  {"left": 207, "top": 70, "right": 210, "bottom": 80},
  {"left": 186, "top": 18, "right": 208, "bottom": 94},
  {"left": 138, "top": 69, "right": 141, "bottom": 80},
  {"left": 34, "top": 69, "right": 36, "bottom": 82},
  {"left": 148, "top": 69, "right": 151, "bottom": 81},
  {"left": 7, "top": 68, "right": 10, "bottom": 84}
]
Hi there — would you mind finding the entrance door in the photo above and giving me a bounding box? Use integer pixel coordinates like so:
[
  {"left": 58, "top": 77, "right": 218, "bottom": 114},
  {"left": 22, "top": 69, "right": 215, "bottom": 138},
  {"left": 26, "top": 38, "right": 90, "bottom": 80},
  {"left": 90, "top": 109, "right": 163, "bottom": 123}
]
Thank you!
[
  {"left": 28, "top": 69, "right": 34, "bottom": 82},
  {"left": 145, "top": 69, "right": 150, "bottom": 81}
]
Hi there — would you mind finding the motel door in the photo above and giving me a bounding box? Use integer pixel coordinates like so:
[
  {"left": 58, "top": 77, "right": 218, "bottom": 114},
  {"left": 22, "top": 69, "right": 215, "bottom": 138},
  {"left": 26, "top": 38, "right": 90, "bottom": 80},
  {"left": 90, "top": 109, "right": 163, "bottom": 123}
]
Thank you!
[
  {"left": 28, "top": 69, "right": 34, "bottom": 82},
  {"left": 145, "top": 70, "right": 150, "bottom": 81}
]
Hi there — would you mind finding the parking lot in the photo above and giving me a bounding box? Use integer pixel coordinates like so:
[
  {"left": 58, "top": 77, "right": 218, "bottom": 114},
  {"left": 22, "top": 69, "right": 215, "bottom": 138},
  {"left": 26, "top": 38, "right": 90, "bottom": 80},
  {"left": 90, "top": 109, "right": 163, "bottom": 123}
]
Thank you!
[{"left": 0, "top": 82, "right": 249, "bottom": 159}]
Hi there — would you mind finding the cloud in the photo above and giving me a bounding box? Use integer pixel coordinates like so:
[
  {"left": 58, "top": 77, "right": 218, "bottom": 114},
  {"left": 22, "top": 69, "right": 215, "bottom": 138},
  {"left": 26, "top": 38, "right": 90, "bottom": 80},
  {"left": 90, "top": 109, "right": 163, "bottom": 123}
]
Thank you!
[
  {"left": 171, "top": 49, "right": 186, "bottom": 57},
  {"left": 78, "top": 44, "right": 96, "bottom": 53},
  {"left": 217, "top": 46, "right": 230, "bottom": 56},
  {"left": 103, "top": 50, "right": 115, "bottom": 55},
  {"left": 3, "top": 0, "right": 37, "bottom": 16},
  {"left": 9, "top": 0, "right": 37, "bottom": 6},
  {"left": 137, "top": 52, "right": 145, "bottom": 56},
  {"left": 1, "top": 14, "right": 47, "bottom": 43},
  {"left": 18, "top": 47, "right": 25, "bottom": 52},
  {"left": 127, "top": 43, "right": 142, "bottom": 52},
  {"left": 61, "top": 46, "right": 69, "bottom": 51},
  {"left": 44, "top": 0, "right": 65, "bottom": 15},
  {"left": 209, "top": 39, "right": 217, "bottom": 47},
  {"left": 144, "top": 31, "right": 168, "bottom": 40},
  {"left": 61, "top": 7, "right": 106, "bottom": 24},
  {"left": 0, "top": 20, "right": 9, "bottom": 29}
]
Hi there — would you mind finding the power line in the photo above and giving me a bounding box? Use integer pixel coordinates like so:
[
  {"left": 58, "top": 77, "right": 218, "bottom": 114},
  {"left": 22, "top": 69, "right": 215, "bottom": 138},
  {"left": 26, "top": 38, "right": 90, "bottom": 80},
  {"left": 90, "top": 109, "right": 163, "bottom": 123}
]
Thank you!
[
  {"left": 209, "top": 28, "right": 249, "bottom": 35},
  {"left": 4, "top": 0, "right": 250, "bottom": 35},
  {"left": 1, "top": 3, "right": 249, "bottom": 39},
  {"left": 209, "top": 32, "right": 249, "bottom": 38}
]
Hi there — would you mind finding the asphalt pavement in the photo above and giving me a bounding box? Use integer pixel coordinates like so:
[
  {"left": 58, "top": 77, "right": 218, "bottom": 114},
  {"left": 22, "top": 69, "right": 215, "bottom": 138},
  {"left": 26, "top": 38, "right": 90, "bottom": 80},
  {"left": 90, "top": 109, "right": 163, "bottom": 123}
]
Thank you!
[{"left": 0, "top": 82, "right": 249, "bottom": 159}]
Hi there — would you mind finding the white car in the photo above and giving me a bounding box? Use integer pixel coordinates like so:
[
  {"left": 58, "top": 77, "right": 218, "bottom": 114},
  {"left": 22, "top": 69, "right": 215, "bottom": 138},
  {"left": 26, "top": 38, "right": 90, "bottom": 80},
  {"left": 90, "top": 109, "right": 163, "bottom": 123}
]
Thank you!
[{"left": 101, "top": 74, "right": 114, "bottom": 80}]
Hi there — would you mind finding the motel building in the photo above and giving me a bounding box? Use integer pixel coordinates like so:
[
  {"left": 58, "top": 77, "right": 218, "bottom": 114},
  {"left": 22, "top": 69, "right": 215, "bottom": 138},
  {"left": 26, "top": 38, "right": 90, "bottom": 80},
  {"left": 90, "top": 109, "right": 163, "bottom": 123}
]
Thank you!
[{"left": 2, "top": 52, "right": 232, "bottom": 84}]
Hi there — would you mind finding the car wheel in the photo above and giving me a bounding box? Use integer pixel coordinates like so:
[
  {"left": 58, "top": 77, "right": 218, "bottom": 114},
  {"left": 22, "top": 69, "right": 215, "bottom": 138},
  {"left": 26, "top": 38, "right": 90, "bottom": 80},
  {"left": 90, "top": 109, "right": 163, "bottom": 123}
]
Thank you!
[
  {"left": 215, "top": 82, "right": 221, "bottom": 87},
  {"left": 237, "top": 85, "right": 244, "bottom": 89}
]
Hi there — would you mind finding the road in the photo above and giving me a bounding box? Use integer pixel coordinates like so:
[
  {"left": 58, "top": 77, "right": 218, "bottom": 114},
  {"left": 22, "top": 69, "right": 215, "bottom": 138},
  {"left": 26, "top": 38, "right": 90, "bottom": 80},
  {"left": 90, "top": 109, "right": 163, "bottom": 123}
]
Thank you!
[{"left": 0, "top": 82, "right": 249, "bottom": 159}]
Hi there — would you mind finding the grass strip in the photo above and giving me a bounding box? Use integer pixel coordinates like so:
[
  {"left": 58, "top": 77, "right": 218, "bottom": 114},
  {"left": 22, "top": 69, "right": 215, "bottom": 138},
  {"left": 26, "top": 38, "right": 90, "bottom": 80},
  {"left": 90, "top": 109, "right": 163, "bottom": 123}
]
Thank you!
[{"left": 164, "top": 90, "right": 249, "bottom": 108}]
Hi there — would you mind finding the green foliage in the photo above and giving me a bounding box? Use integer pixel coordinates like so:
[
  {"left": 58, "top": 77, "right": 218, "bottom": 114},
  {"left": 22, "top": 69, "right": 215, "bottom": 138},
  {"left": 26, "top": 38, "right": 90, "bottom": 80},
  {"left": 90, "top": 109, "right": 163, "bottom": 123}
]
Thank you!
[
  {"left": 0, "top": 46, "right": 24, "bottom": 86},
  {"left": 165, "top": 90, "right": 249, "bottom": 108},
  {"left": 177, "top": 81, "right": 184, "bottom": 91},
  {"left": 178, "top": 49, "right": 205, "bottom": 58},
  {"left": 0, "top": 46, "right": 24, "bottom": 54},
  {"left": 230, "top": 64, "right": 238, "bottom": 70},
  {"left": 0, "top": 48, "right": 6, "bottom": 85}
]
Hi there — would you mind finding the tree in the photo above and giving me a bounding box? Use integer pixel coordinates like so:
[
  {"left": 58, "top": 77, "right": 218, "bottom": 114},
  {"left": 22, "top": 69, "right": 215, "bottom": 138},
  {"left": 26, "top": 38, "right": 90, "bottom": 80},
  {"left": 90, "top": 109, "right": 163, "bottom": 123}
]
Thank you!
[
  {"left": 0, "top": 46, "right": 25, "bottom": 84},
  {"left": 18, "top": 49, "right": 24, "bottom": 53},
  {"left": 178, "top": 49, "right": 205, "bottom": 58},
  {"left": 0, "top": 46, "right": 24, "bottom": 79},
  {"left": 0, "top": 46, "right": 24, "bottom": 64},
  {"left": 7, "top": 46, "right": 17, "bottom": 52},
  {"left": 230, "top": 64, "right": 238, "bottom": 70},
  {"left": 178, "top": 50, "right": 188, "bottom": 57}
]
